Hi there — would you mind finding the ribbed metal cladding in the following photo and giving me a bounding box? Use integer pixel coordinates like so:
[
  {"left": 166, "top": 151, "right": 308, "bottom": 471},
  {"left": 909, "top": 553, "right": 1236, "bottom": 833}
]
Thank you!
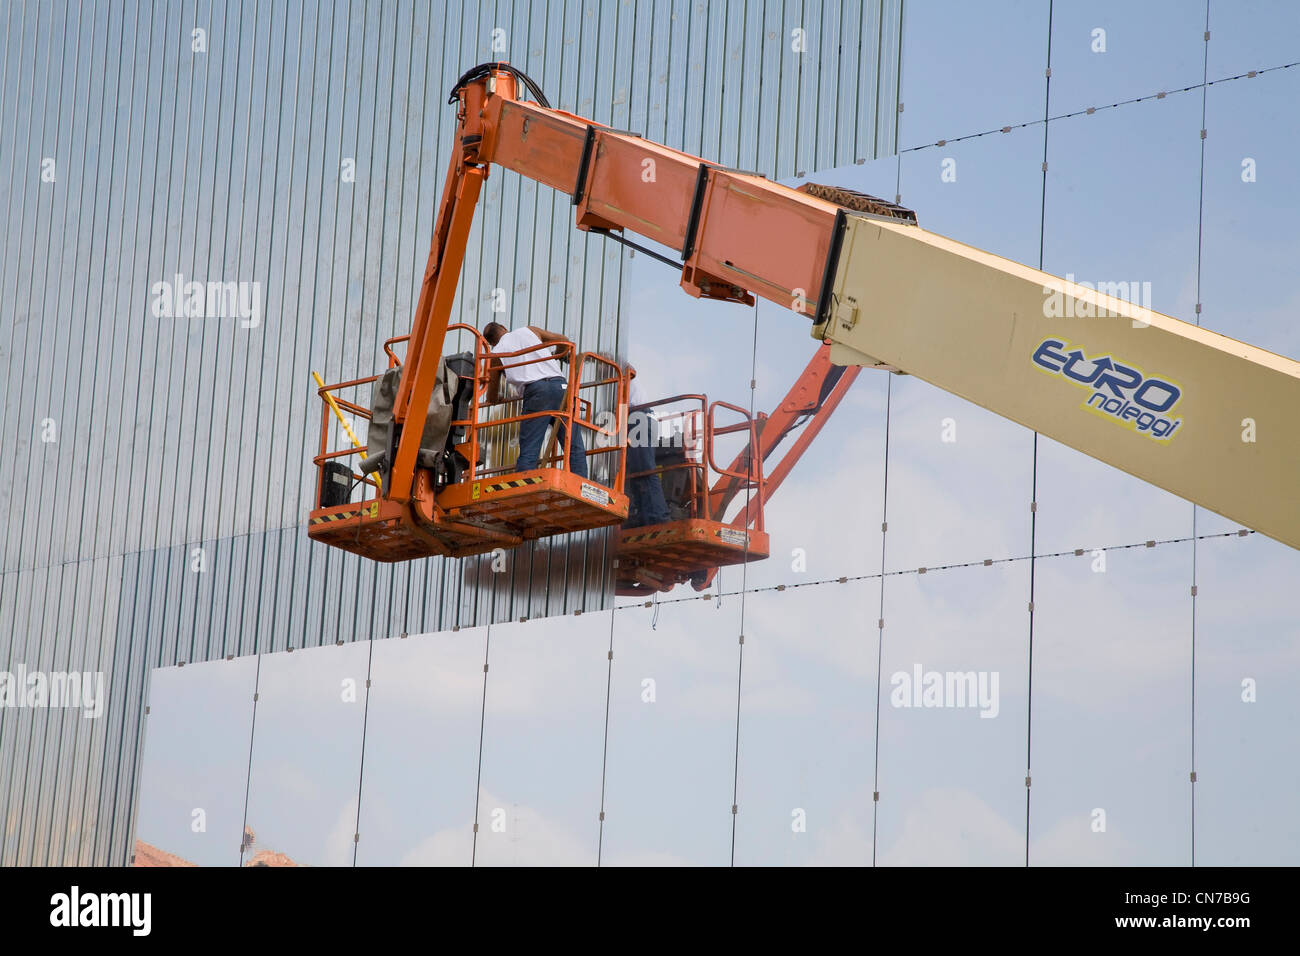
[{"left": 0, "top": 0, "right": 901, "bottom": 865}]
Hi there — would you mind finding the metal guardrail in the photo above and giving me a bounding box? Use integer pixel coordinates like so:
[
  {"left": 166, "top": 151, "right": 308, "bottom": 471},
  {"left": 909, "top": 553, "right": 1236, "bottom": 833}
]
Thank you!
[{"left": 312, "top": 324, "right": 627, "bottom": 510}]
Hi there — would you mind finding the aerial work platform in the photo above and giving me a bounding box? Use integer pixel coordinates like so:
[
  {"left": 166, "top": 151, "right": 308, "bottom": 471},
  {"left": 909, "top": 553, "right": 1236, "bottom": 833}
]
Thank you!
[
  {"left": 309, "top": 327, "right": 628, "bottom": 562},
  {"left": 617, "top": 519, "right": 770, "bottom": 593},
  {"left": 614, "top": 395, "right": 771, "bottom": 594}
]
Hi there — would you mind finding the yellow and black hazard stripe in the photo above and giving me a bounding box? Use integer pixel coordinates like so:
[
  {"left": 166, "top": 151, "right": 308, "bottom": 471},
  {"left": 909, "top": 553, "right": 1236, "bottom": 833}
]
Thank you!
[
  {"left": 472, "top": 475, "right": 545, "bottom": 499},
  {"left": 310, "top": 502, "right": 379, "bottom": 524},
  {"left": 486, "top": 475, "right": 545, "bottom": 493},
  {"left": 311, "top": 510, "right": 358, "bottom": 525},
  {"left": 621, "top": 528, "right": 678, "bottom": 545}
]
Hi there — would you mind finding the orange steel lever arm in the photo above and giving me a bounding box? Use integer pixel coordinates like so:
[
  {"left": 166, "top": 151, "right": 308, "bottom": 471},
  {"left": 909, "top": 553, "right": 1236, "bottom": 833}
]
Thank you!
[
  {"left": 689, "top": 345, "right": 860, "bottom": 592},
  {"left": 476, "top": 92, "right": 844, "bottom": 312},
  {"left": 385, "top": 78, "right": 498, "bottom": 504},
  {"left": 707, "top": 342, "right": 861, "bottom": 525},
  {"left": 384, "top": 65, "right": 845, "bottom": 509}
]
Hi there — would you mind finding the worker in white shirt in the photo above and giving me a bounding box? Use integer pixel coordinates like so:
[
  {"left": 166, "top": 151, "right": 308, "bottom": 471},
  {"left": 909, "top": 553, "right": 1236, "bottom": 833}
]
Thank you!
[
  {"left": 483, "top": 322, "right": 588, "bottom": 478},
  {"left": 625, "top": 365, "right": 669, "bottom": 527}
]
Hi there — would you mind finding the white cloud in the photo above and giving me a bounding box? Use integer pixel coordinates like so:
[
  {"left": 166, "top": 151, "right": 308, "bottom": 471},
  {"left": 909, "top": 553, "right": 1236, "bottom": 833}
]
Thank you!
[
  {"left": 322, "top": 795, "right": 359, "bottom": 867},
  {"left": 399, "top": 789, "right": 593, "bottom": 866},
  {"left": 877, "top": 788, "right": 1022, "bottom": 866}
]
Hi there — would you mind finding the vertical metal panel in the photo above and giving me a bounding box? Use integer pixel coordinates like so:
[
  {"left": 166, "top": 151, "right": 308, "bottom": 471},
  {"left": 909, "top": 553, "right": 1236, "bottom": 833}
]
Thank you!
[
  {"left": 834, "top": 0, "right": 862, "bottom": 166},
  {"left": 14, "top": 564, "right": 53, "bottom": 864},
  {"left": 755, "top": 0, "right": 783, "bottom": 175},
  {"left": 661, "top": 0, "right": 692, "bottom": 150},
  {"left": 34, "top": 564, "right": 78, "bottom": 863},
  {"left": 680, "top": 0, "right": 707, "bottom": 157},
  {"left": 0, "top": 0, "right": 901, "bottom": 865},
  {"left": 76, "top": 555, "right": 121, "bottom": 864},
  {"left": 813, "top": 0, "right": 840, "bottom": 173},
  {"left": 857, "top": 0, "right": 885, "bottom": 166},
  {"left": 0, "top": 1, "right": 40, "bottom": 570},
  {"left": 734, "top": 0, "right": 763, "bottom": 170},
  {"left": 719, "top": 0, "right": 748, "bottom": 166},
  {"left": 107, "top": 547, "right": 155, "bottom": 866},
  {"left": 0, "top": 567, "right": 33, "bottom": 865},
  {"left": 794, "top": 0, "right": 823, "bottom": 177},
  {"left": 23, "top": 1, "right": 59, "bottom": 573},
  {"left": 699, "top": 0, "right": 728, "bottom": 164},
  {"left": 875, "top": 0, "right": 903, "bottom": 159},
  {"left": 645, "top": 0, "right": 674, "bottom": 145}
]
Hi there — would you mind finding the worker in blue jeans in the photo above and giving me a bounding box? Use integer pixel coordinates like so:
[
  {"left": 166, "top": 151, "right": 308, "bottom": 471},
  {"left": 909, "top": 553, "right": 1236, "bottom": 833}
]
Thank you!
[
  {"left": 484, "top": 321, "right": 587, "bottom": 478},
  {"left": 624, "top": 365, "right": 669, "bottom": 527}
]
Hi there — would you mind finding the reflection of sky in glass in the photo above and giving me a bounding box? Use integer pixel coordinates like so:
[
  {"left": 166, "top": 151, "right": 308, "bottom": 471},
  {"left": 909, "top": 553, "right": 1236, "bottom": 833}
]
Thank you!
[
  {"left": 136, "top": 2, "right": 1300, "bottom": 866},
  {"left": 136, "top": 657, "right": 257, "bottom": 866},
  {"left": 603, "top": 598, "right": 744, "bottom": 865},
  {"left": 355, "top": 627, "right": 487, "bottom": 865},
  {"left": 242, "top": 642, "right": 370, "bottom": 866}
]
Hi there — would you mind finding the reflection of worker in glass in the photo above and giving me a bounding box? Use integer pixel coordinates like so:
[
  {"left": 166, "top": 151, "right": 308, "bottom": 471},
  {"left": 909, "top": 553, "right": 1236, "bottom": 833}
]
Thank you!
[
  {"left": 625, "top": 365, "right": 670, "bottom": 527},
  {"left": 483, "top": 322, "right": 588, "bottom": 478}
]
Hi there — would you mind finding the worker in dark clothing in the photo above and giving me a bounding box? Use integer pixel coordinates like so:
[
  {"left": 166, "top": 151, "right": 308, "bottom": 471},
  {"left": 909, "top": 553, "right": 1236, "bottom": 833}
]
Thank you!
[
  {"left": 624, "top": 365, "right": 670, "bottom": 527},
  {"left": 484, "top": 321, "right": 588, "bottom": 478}
]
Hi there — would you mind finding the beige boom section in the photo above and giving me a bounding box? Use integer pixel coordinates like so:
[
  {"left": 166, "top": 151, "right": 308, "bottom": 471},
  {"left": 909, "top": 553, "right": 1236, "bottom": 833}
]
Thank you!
[{"left": 816, "top": 214, "right": 1300, "bottom": 550}]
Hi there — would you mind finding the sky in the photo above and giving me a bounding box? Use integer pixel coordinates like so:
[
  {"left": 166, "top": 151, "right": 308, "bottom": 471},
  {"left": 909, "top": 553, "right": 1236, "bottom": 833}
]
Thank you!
[{"left": 136, "top": 0, "right": 1300, "bottom": 866}]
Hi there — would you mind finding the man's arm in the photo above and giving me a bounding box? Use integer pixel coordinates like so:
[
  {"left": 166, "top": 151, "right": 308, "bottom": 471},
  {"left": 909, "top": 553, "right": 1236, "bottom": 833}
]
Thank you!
[
  {"left": 528, "top": 325, "right": 574, "bottom": 351},
  {"left": 528, "top": 325, "right": 566, "bottom": 343}
]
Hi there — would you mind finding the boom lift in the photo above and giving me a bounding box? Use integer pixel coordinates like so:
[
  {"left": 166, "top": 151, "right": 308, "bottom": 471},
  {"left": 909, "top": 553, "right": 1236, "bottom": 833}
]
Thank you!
[
  {"left": 615, "top": 342, "right": 861, "bottom": 595},
  {"left": 308, "top": 63, "right": 1300, "bottom": 567},
  {"left": 310, "top": 323, "right": 629, "bottom": 561}
]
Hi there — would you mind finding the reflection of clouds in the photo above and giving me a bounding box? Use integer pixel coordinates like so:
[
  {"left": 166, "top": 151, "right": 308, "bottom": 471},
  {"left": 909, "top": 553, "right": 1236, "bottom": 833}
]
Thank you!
[
  {"left": 255, "top": 641, "right": 374, "bottom": 707},
  {"left": 604, "top": 849, "right": 694, "bottom": 867},
  {"left": 798, "top": 787, "right": 1019, "bottom": 865},
  {"left": 881, "top": 788, "right": 1021, "bottom": 866},
  {"left": 629, "top": 646, "right": 821, "bottom": 721},
  {"left": 806, "top": 785, "right": 1135, "bottom": 866},
  {"left": 397, "top": 826, "right": 474, "bottom": 867},
  {"left": 265, "top": 763, "right": 319, "bottom": 806},
  {"left": 139, "top": 526, "right": 1297, "bottom": 865},
  {"left": 240, "top": 642, "right": 371, "bottom": 866},
  {"left": 323, "top": 795, "right": 358, "bottom": 867},
  {"left": 881, "top": 788, "right": 1135, "bottom": 866},
  {"left": 369, "top": 628, "right": 487, "bottom": 715},
  {"left": 1030, "top": 809, "right": 1139, "bottom": 867},
  {"left": 377, "top": 615, "right": 610, "bottom": 717},
  {"left": 399, "top": 788, "right": 590, "bottom": 866}
]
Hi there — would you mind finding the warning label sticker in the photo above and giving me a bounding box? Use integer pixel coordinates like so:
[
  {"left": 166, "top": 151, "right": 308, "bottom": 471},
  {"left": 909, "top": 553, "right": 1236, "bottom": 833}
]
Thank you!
[
  {"left": 580, "top": 482, "right": 611, "bottom": 506},
  {"left": 718, "top": 528, "right": 749, "bottom": 546}
]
